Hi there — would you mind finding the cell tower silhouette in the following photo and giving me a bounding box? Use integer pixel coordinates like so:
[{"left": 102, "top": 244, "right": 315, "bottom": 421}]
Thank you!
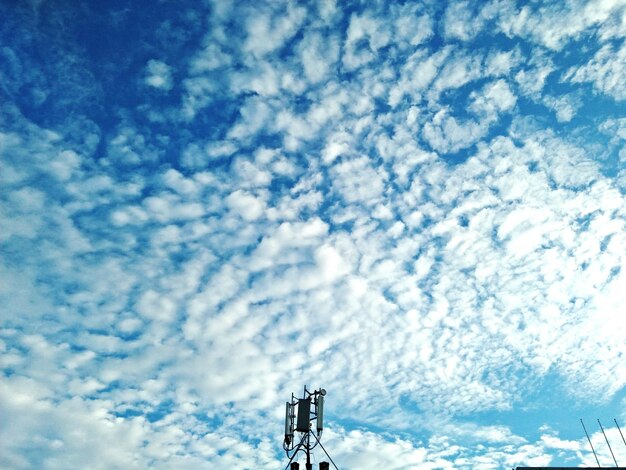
[{"left": 283, "top": 386, "right": 338, "bottom": 470}]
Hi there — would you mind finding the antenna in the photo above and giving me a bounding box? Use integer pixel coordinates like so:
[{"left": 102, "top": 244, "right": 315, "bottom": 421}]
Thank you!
[
  {"left": 316, "top": 391, "right": 325, "bottom": 435},
  {"left": 282, "top": 386, "right": 338, "bottom": 470},
  {"left": 615, "top": 418, "right": 626, "bottom": 449},
  {"left": 581, "top": 418, "right": 601, "bottom": 468},
  {"left": 598, "top": 419, "right": 619, "bottom": 467},
  {"left": 285, "top": 401, "right": 294, "bottom": 446}
]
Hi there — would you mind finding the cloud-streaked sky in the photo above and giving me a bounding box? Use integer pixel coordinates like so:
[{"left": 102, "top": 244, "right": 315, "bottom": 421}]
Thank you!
[{"left": 1, "top": 1, "right": 626, "bottom": 468}]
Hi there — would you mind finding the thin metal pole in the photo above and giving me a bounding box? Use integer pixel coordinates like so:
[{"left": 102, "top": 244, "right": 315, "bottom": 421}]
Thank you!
[
  {"left": 306, "top": 432, "right": 311, "bottom": 470},
  {"left": 311, "top": 430, "right": 340, "bottom": 470},
  {"left": 615, "top": 418, "right": 626, "bottom": 448},
  {"left": 581, "top": 418, "right": 601, "bottom": 468},
  {"left": 598, "top": 419, "right": 619, "bottom": 467}
]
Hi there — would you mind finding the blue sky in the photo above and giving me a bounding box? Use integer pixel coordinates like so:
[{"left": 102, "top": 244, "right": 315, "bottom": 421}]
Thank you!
[{"left": 1, "top": 0, "right": 625, "bottom": 468}]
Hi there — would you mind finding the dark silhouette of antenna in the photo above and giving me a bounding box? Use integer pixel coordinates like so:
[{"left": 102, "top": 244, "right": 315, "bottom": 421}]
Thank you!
[
  {"left": 283, "top": 386, "right": 338, "bottom": 470},
  {"left": 598, "top": 419, "right": 619, "bottom": 467},
  {"left": 581, "top": 418, "right": 601, "bottom": 467},
  {"left": 615, "top": 418, "right": 626, "bottom": 449}
]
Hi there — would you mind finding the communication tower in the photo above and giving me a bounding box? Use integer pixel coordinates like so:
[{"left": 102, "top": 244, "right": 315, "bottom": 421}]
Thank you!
[{"left": 283, "top": 386, "right": 337, "bottom": 470}]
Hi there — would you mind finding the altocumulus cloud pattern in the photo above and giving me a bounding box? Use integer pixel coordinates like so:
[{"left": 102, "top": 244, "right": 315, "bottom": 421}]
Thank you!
[{"left": 1, "top": 1, "right": 626, "bottom": 468}]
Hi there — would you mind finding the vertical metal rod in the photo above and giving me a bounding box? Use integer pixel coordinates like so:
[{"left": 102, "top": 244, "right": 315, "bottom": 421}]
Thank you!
[
  {"left": 615, "top": 418, "right": 626, "bottom": 448},
  {"left": 598, "top": 419, "right": 619, "bottom": 467},
  {"left": 581, "top": 418, "right": 601, "bottom": 468},
  {"left": 306, "top": 431, "right": 311, "bottom": 470}
]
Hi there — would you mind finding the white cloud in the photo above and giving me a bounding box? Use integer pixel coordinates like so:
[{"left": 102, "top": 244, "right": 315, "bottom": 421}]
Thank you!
[
  {"left": 342, "top": 12, "right": 391, "bottom": 70},
  {"left": 181, "top": 141, "right": 238, "bottom": 169},
  {"left": 330, "top": 156, "right": 387, "bottom": 204},
  {"left": 600, "top": 117, "right": 626, "bottom": 140},
  {"left": 515, "top": 54, "right": 554, "bottom": 98},
  {"left": 422, "top": 108, "right": 487, "bottom": 154},
  {"left": 393, "top": 7, "right": 433, "bottom": 47},
  {"left": 429, "top": 51, "right": 483, "bottom": 101},
  {"left": 543, "top": 94, "right": 581, "bottom": 122},
  {"left": 228, "top": 96, "right": 272, "bottom": 141},
  {"left": 388, "top": 47, "right": 452, "bottom": 107},
  {"left": 248, "top": 218, "right": 328, "bottom": 271},
  {"left": 181, "top": 76, "right": 218, "bottom": 120},
  {"left": 48, "top": 149, "right": 81, "bottom": 181},
  {"left": 189, "top": 43, "right": 232, "bottom": 73},
  {"left": 144, "top": 59, "right": 174, "bottom": 91},
  {"left": 225, "top": 189, "right": 266, "bottom": 221},
  {"left": 485, "top": 47, "right": 522, "bottom": 78},
  {"left": 469, "top": 79, "right": 517, "bottom": 118},
  {"left": 563, "top": 42, "right": 626, "bottom": 100},
  {"left": 443, "top": 1, "right": 485, "bottom": 42},
  {"left": 297, "top": 30, "right": 340, "bottom": 84},
  {"left": 136, "top": 289, "right": 178, "bottom": 322},
  {"left": 230, "top": 61, "right": 282, "bottom": 96},
  {"left": 242, "top": 4, "right": 307, "bottom": 58},
  {"left": 497, "top": 0, "right": 626, "bottom": 50},
  {"left": 144, "top": 193, "right": 205, "bottom": 222},
  {"left": 106, "top": 125, "right": 159, "bottom": 166},
  {"left": 322, "top": 130, "right": 354, "bottom": 164}
]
